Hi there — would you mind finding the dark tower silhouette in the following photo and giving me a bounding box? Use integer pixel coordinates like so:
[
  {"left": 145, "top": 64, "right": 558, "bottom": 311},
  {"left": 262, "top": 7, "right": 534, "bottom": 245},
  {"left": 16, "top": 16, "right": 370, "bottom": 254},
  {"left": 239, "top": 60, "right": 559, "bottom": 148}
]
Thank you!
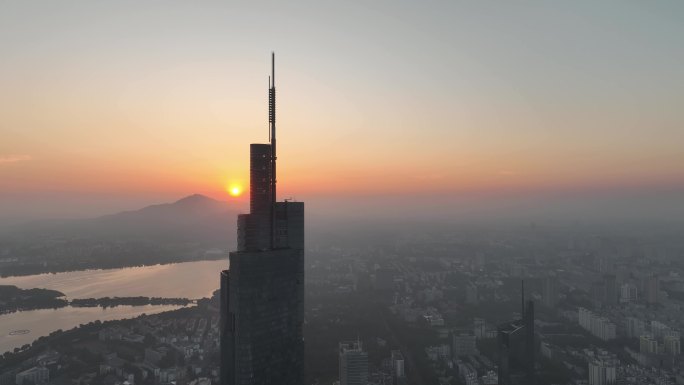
[
  {"left": 497, "top": 280, "right": 535, "bottom": 385},
  {"left": 220, "top": 53, "right": 305, "bottom": 385},
  {"left": 524, "top": 299, "right": 535, "bottom": 385},
  {"left": 521, "top": 280, "right": 525, "bottom": 315},
  {"left": 269, "top": 52, "right": 277, "bottom": 248}
]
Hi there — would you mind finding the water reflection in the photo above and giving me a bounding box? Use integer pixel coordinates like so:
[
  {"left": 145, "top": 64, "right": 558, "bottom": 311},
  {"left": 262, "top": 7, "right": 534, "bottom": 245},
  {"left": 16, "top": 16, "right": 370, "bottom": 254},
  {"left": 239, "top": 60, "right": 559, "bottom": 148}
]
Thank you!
[
  {"left": 0, "top": 305, "right": 185, "bottom": 354},
  {"left": 0, "top": 259, "right": 228, "bottom": 299},
  {"left": 0, "top": 259, "right": 228, "bottom": 354}
]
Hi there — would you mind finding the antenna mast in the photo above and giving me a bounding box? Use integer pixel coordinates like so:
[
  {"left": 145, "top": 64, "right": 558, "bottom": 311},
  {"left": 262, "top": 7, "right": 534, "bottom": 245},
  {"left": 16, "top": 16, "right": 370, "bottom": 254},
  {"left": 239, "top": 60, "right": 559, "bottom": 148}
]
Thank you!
[{"left": 269, "top": 52, "right": 277, "bottom": 248}]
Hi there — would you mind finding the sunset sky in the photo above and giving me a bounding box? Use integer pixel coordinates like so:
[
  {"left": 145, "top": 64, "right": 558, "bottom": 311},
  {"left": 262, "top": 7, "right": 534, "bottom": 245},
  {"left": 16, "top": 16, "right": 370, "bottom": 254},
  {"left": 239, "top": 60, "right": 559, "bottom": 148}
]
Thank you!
[{"left": 1, "top": 1, "right": 683, "bottom": 222}]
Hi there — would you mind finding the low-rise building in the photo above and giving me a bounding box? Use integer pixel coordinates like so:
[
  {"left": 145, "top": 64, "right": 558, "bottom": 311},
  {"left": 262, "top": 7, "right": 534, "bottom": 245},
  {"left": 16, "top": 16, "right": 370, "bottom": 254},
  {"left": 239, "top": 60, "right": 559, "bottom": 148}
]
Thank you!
[{"left": 15, "top": 367, "right": 49, "bottom": 385}]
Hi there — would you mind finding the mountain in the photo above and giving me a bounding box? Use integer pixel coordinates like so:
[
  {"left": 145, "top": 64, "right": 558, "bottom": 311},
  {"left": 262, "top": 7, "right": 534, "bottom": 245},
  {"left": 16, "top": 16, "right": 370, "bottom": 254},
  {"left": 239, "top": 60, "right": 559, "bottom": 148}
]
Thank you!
[
  {"left": 2, "top": 194, "right": 240, "bottom": 248},
  {"left": 86, "top": 194, "right": 239, "bottom": 245}
]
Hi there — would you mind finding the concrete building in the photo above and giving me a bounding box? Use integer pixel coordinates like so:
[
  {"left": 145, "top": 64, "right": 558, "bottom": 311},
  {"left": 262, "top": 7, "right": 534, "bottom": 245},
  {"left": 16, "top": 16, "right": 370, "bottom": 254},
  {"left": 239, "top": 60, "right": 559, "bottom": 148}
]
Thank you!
[
  {"left": 452, "top": 333, "right": 477, "bottom": 356},
  {"left": 591, "top": 281, "right": 607, "bottom": 309},
  {"left": 425, "top": 344, "right": 450, "bottom": 361},
  {"left": 588, "top": 351, "right": 617, "bottom": 385},
  {"left": 620, "top": 283, "right": 638, "bottom": 303},
  {"left": 640, "top": 334, "right": 659, "bottom": 355},
  {"left": 15, "top": 367, "right": 49, "bottom": 385},
  {"left": 456, "top": 360, "right": 478, "bottom": 385},
  {"left": 645, "top": 274, "right": 660, "bottom": 304},
  {"left": 481, "top": 370, "right": 498, "bottom": 385},
  {"left": 339, "top": 341, "right": 369, "bottom": 385},
  {"left": 578, "top": 308, "right": 616, "bottom": 341},
  {"left": 664, "top": 335, "right": 681, "bottom": 355},
  {"left": 603, "top": 274, "right": 617, "bottom": 306},
  {"left": 542, "top": 276, "right": 559, "bottom": 308},
  {"left": 465, "top": 282, "right": 478, "bottom": 304},
  {"left": 650, "top": 320, "right": 674, "bottom": 339},
  {"left": 591, "top": 275, "right": 618, "bottom": 308},
  {"left": 390, "top": 350, "right": 405, "bottom": 380},
  {"left": 626, "top": 317, "right": 646, "bottom": 338},
  {"left": 473, "top": 318, "right": 486, "bottom": 339}
]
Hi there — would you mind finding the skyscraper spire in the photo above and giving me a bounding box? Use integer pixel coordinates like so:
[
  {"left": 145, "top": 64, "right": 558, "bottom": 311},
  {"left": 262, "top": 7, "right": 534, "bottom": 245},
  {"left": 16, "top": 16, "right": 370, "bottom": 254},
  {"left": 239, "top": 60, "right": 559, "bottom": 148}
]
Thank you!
[
  {"left": 220, "top": 52, "right": 305, "bottom": 385},
  {"left": 269, "top": 52, "right": 277, "bottom": 248},
  {"left": 269, "top": 52, "right": 276, "bottom": 202}
]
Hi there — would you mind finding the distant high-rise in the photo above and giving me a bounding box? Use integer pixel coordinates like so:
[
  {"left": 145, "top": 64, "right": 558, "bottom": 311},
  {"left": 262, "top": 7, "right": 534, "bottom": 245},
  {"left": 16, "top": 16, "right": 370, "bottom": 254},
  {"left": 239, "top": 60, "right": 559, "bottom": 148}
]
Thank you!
[
  {"left": 578, "top": 307, "right": 616, "bottom": 341},
  {"left": 220, "top": 53, "right": 305, "bottom": 385},
  {"left": 390, "top": 350, "right": 406, "bottom": 382},
  {"left": 640, "top": 334, "right": 658, "bottom": 354},
  {"left": 587, "top": 350, "right": 618, "bottom": 385},
  {"left": 497, "top": 282, "right": 535, "bottom": 385},
  {"left": 645, "top": 274, "right": 660, "bottom": 305},
  {"left": 452, "top": 332, "right": 477, "bottom": 356},
  {"left": 603, "top": 274, "right": 617, "bottom": 306},
  {"left": 664, "top": 335, "right": 681, "bottom": 355},
  {"left": 473, "top": 318, "right": 486, "bottom": 339},
  {"left": 466, "top": 282, "right": 479, "bottom": 304},
  {"left": 541, "top": 276, "right": 558, "bottom": 308},
  {"left": 591, "top": 280, "right": 607, "bottom": 309},
  {"left": 339, "top": 340, "right": 369, "bottom": 385},
  {"left": 590, "top": 274, "right": 618, "bottom": 309},
  {"left": 620, "top": 282, "right": 638, "bottom": 303}
]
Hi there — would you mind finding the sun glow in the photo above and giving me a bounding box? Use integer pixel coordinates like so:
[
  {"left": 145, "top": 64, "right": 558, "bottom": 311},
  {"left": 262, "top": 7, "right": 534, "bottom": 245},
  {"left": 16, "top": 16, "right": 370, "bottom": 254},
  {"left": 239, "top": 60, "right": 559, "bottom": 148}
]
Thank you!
[{"left": 227, "top": 183, "right": 243, "bottom": 197}]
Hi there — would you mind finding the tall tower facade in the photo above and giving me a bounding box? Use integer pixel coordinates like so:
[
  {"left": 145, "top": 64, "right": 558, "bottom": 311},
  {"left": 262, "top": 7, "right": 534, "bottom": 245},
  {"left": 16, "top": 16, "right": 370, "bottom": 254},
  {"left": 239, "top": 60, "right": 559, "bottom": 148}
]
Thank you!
[
  {"left": 542, "top": 276, "right": 558, "bottom": 308},
  {"left": 339, "top": 341, "right": 369, "bottom": 385},
  {"left": 220, "top": 53, "right": 305, "bottom": 385},
  {"left": 497, "top": 284, "right": 535, "bottom": 385}
]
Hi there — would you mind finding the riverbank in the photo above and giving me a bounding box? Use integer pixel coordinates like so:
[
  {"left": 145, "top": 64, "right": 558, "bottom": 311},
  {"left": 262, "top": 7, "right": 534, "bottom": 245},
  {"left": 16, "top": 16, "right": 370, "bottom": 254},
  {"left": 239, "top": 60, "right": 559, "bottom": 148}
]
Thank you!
[
  {"left": 0, "top": 304, "right": 188, "bottom": 355},
  {"left": 1, "top": 283, "right": 195, "bottom": 315},
  {"left": 0, "top": 254, "right": 227, "bottom": 278},
  {"left": 0, "top": 259, "right": 225, "bottom": 300},
  {"left": 0, "top": 285, "right": 67, "bottom": 314},
  {"left": 0, "top": 260, "right": 224, "bottom": 355}
]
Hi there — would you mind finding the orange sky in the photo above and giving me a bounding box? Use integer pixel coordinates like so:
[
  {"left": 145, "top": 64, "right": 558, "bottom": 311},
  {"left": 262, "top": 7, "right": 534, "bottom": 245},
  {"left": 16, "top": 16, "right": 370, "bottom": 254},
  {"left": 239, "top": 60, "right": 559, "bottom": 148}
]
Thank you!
[{"left": 1, "top": 2, "right": 683, "bottom": 220}]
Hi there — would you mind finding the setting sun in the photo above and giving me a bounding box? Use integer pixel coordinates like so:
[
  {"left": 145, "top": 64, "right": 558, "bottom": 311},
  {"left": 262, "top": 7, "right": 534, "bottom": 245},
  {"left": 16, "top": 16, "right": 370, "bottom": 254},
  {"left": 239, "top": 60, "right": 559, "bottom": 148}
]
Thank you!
[{"left": 228, "top": 184, "right": 243, "bottom": 197}]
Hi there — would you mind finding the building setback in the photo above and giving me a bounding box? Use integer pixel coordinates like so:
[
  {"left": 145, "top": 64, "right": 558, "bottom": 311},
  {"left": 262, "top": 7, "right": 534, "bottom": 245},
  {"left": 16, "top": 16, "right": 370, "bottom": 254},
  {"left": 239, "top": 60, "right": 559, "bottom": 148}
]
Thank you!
[
  {"left": 497, "top": 282, "right": 535, "bottom": 385},
  {"left": 220, "top": 53, "right": 305, "bottom": 385}
]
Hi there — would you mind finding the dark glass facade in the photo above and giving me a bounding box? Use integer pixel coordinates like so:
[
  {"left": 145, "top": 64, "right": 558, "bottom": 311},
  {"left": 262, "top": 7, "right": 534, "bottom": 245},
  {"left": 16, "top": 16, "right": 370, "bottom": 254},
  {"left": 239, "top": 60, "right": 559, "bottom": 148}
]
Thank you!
[
  {"left": 221, "top": 247, "right": 304, "bottom": 385},
  {"left": 220, "top": 56, "right": 305, "bottom": 385}
]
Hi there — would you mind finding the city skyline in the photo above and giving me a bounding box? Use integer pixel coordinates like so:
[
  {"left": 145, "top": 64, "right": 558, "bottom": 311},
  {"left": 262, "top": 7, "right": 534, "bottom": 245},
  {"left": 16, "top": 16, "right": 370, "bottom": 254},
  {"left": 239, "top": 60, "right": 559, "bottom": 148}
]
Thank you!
[
  {"left": 2, "top": 1, "right": 684, "bottom": 223},
  {"left": 2, "top": 3, "right": 684, "bottom": 385}
]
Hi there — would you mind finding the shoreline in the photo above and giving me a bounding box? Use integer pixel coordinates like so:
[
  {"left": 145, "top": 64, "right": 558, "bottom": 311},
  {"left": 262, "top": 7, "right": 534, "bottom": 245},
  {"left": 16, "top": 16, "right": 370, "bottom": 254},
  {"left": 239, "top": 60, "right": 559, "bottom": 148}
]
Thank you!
[{"left": 0, "top": 255, "right": 229, "bottom": 279}]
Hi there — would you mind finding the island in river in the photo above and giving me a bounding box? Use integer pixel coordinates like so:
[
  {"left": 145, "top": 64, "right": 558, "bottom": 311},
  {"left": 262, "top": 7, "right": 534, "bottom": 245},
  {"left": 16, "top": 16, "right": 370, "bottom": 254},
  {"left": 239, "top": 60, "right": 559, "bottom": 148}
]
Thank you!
[
  {"left": 0, "top": 285, "right": 67, "bottom": 313},
  {"left": 0, "top": 285, "right": 191, "bottom": 314}
]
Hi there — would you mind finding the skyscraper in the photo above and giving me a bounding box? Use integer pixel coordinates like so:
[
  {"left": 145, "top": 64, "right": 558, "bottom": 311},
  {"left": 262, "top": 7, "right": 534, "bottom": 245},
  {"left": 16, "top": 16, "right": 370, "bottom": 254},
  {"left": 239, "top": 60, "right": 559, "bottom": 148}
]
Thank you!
[
  {"left": 390, "top": 350, "right": 405, "bottom": 382},
  {"left": 497, "top": 282, "right": 535, "bottom": 385},
  {"left": 645, "top": 274, "right": 660, "bottom": 305},
  {"left": 603, "top": 274, "right": 617, "bottom": 306},
  {"left": 220, "top": 53, "right": 305, "bottom": 385},
  {"left": 587, "top": 350, "right": 618, "bottom": 385},
  {"left": 541, "top": 276, "right": 558, "bottom": 308},
  {"left": 339, "top": 340, "right": 369, "bottom": 385}
]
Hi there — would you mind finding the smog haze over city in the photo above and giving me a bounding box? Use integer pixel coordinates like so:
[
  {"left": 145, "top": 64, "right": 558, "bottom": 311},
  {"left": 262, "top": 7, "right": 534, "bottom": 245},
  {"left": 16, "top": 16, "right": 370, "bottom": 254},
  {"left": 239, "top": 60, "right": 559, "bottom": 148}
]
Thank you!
[{"left": 1, "top": 2, "right": 683, "bottom": 385}]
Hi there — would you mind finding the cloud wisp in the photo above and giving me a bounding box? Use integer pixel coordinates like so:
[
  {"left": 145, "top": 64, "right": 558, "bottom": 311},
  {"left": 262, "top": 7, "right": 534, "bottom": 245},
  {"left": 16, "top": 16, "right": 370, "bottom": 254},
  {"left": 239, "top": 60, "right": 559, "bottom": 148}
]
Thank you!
[{"left": 0, "top": 155, "right": 32, "bottom": 165}]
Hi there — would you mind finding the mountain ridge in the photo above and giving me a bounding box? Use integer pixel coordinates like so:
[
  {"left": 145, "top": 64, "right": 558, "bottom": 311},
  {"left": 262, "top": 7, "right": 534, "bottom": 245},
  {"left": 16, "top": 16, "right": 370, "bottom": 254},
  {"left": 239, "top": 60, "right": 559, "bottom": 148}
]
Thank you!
[{"left": 2, "top": 194, "right": 240, "bottom": 248}]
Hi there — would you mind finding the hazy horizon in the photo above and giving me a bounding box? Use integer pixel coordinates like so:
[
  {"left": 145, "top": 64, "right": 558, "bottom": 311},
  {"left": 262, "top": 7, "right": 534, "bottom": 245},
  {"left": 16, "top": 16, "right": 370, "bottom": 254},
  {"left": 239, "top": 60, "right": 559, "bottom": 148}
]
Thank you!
[
  {"left": 2, "top": 1, "right": 683, "bottom": 225},
  {"left": 2, "top": 188, "right": 683, "bottom": 229}
]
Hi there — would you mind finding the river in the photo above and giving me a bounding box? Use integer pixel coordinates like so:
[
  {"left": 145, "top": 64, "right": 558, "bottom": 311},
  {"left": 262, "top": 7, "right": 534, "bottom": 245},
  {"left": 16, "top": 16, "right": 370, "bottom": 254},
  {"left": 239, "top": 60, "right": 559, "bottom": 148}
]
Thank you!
[{"left": 0, "top": 259, "right": 228, "bottom": 354}]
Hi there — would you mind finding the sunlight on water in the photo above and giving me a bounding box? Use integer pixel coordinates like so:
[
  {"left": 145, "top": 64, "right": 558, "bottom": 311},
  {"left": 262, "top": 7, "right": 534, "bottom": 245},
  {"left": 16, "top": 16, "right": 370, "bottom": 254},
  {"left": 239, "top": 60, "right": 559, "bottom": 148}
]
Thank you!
[
  {"left": 0, "top": 259, "right": 228, "bottom": 299},
  {"left": 0, "top": 305, "right": 185, "bottom": 354},
  {"left": 0, "top": 260, "right": 228, "bottom": 354}
]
